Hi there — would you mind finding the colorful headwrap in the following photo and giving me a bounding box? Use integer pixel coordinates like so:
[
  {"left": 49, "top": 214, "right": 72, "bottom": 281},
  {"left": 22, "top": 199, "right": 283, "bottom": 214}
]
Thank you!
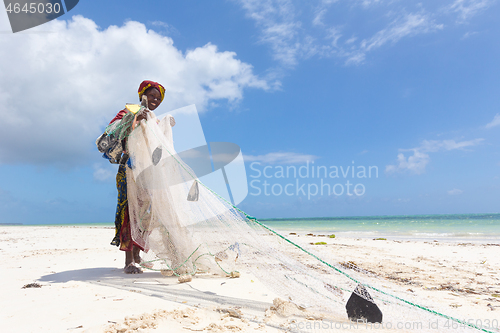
[{"left": 138, "top": 80, "right": 166, "bottom": 103}]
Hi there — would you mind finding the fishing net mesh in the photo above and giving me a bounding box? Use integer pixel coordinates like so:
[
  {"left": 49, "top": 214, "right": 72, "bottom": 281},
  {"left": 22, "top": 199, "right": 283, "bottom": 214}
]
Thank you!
[{"left": 110, "top": 109, "right": 498, "bottom": 333}]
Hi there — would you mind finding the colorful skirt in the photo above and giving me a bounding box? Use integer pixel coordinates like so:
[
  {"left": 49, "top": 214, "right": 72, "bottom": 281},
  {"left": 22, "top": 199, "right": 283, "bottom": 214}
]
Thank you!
[{"left": 110, "top": 164, "right": 134, "bottom": 251}]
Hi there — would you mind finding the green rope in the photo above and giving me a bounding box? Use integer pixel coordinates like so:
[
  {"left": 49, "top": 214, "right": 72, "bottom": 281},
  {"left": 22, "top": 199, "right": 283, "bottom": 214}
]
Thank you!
[
  {"left": 141, "top": 119, "right": 495, "bottom": 333},
  {"left": 238, "top": 214, "right": 496, "bottom": 333},
  {"left": 190, "top": 163, "right": 496, "bottom": 332}
]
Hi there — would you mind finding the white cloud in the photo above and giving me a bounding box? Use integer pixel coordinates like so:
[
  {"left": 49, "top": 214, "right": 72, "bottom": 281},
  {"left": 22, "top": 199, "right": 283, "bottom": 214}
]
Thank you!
[
  {"left": 234, "top": 0, "right": 494, "bottom": 67},
  {"left": 361, "top": 13, "right": 443, "bottom": 52},
  {"left": 385, "top": 150, "right": 430, "bottom": 175},
  {"left": 344, "top": 53, "right": 366, "bottom": 65},
  {"left": 462, "top": 31, "right": 479, "bottom": 39},
  {"left": 0, "top": 16, "right": 269, "bottom": 167},
  {"left": 236, "top": 0, "right": 304, "bottom": 67},
  {"left": 486, "top": 113, "right": 500, "bottom": 128},
  {"left": 355, "top": 0, "right": 383, "bottom": 7},
  {"left": 447, "top": 0, "right": 494, "bottom": 23},
  {"left": 326, "top": 27, "right": 342, "bottom": 47},
  {"left": 244, "top": 152, "right": 318, "bottom": 164},
  {"left": 235, "top": 1, "right": 442, "bottom": 66},
  {"left": 448, "top": 188, "right": 463, "bottom": 195},
  {"left": 93, "top": 163, "right": 115, "bottom": 182},
  {"left": 386, "top": 138, "right": 483, "bottom": 174},
  {"left": 354, "top": 186, "right": 365, "bottom": 196},
  {"left": 345, "top": 36, "right": 358, "bottom": 44},
  {"left": 313, "top": 9, "right": 327, "bottom": 27},
  {"left": 345, "top": 12, "right": 443, "bottom": 64},
  {"left": 419, "top": 138, "right": 484, "bottom": 152}
]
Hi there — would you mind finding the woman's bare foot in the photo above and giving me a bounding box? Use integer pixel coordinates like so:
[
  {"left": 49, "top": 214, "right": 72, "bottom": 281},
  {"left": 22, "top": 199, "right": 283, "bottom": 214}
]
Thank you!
[
  {"left": 124, "top": 263, "right": 143, "bottom": 274},
  {"left": 124, "top": 249, "right": 142, "bottom": 274}
]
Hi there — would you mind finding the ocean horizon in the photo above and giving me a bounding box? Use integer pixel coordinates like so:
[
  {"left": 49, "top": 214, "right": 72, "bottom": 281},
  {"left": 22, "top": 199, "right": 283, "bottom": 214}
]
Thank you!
[
  {"left": 262, "top": 213, "right": 500, "bottom": 242},
  {"left": 3, "top": 213, "right": 499, "bottom": 243}
]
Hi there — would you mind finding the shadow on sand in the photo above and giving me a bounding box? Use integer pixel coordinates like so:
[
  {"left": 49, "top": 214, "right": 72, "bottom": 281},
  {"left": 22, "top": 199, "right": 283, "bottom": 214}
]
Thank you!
[
  {"left": 38, "top": 267, "right": 160, "bottom": 283},
  {"left": 38, "top": 267, "right": 274, "bottom": 320}
]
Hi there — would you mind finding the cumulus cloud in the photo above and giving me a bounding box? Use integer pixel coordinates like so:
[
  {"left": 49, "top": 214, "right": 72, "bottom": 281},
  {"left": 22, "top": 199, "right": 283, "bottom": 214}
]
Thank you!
[
  {"left": 0, "top": 16, "right": 269, "bottom": 167},
  {"left": 386, "top": 138, "right": 483, "bottom": 174},
  {"left": 244, "top": 152, "right": 318, "bottom": 164},
  {"left": 486, "top": 113, "right": 500, "bottom": 128},
  {"left": 385, "top": 150, "right": 430, "bottom": 175}
]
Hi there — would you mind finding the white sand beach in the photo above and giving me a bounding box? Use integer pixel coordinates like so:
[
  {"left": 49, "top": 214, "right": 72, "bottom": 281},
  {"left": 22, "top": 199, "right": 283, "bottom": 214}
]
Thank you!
[{"left": 1, "top": 226, "right": 499, "bottom": 333}]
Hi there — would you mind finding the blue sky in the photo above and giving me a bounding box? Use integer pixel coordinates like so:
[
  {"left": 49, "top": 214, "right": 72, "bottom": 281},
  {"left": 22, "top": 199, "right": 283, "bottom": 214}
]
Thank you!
[{"left": 1, "top": 0, "right": 500, "bottom": 224}]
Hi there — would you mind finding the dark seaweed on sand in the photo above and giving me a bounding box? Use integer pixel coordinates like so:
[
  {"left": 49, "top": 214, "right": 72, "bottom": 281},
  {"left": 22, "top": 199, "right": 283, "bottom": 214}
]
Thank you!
[{"left": 22, "top": 283, "right": 42, "bottom": 289}]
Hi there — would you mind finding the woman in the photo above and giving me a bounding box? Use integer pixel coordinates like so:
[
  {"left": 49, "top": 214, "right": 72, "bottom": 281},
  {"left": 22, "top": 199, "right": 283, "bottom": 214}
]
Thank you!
[{"left": 108, "top": 80, "right": 174, "bottom": 274}]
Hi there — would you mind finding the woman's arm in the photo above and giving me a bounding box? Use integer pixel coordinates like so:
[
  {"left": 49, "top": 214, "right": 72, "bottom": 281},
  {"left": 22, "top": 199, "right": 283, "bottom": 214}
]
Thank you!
[{"left": 131, "top": 109, "right": 150, "bottom": 130}]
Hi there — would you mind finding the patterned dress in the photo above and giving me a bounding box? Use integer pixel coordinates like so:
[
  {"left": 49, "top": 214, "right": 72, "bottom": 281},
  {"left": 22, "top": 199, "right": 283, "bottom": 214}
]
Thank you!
[{"left": 108, "top": 109, "right": 143, "bottom": 251}]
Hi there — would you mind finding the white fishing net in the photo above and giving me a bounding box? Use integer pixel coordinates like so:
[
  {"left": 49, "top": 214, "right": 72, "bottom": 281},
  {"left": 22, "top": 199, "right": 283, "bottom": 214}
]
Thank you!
[{"left": 109, "top": 107, "right": 498, "bottom": 333}]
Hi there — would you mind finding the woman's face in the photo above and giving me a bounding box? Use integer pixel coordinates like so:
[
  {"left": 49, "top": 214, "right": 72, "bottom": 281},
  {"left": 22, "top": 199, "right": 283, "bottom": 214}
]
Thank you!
[{"left": 144, "top": 87, "right": 162, "bottom": 110}]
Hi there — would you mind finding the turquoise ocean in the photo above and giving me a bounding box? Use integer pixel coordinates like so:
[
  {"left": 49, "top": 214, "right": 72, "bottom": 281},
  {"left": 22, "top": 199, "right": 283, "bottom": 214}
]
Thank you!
[
  {"left": 261, "top": 213, "right": 500, "bottom": 243},
  {"left": 8, "top": 213, "right": 500, "bottom": 243}
]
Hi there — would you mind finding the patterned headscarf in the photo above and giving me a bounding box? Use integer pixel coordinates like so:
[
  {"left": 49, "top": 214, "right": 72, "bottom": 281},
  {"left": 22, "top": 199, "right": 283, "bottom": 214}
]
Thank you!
[{"left": 138, "top": 80, "right": 166, "bottom": 103}]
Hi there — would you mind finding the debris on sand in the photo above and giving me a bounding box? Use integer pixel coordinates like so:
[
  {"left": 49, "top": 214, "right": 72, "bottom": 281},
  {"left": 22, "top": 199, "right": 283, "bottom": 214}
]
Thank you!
[
  {"left": 229, "top": 271, "right": 240, "bottom": 278},
  {"left": 178, "top": 275, "right": 192, "bottom": 283},
  {"left": 216, "top": 307, "right": 243, "bottom": 318},
  {"left": 22, "top": 283, "right": 42, "bottom": 289},
  {"left": 161, "top": 269, "right": 174, "bottom": 276}
]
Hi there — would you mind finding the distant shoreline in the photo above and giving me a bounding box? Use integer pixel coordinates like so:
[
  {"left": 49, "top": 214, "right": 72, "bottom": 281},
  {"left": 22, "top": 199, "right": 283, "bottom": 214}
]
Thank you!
[
  {"left": 260, "top": 212, "right": 500, "bottom": 221},
  {"left": 3, "top": 213, "right": 499, "bottom": 243},
  {"left": 1, "top": 224, "right": 498, "bottom": 244},
  {"left": 0, "top": 222, "right": 113, "bottom": 227}
]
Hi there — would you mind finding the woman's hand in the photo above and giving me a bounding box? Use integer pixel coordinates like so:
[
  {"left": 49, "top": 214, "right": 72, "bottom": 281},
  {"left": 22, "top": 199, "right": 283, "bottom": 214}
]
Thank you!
[
  {"left": 136, "top": 109, "right": 149, "bottom": 122},
  {"left": 170, "top": 116, "right": 176, "bottom": 127},
  {"left": 132, "top": 109, "right": 149, "bottom": 130}
]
